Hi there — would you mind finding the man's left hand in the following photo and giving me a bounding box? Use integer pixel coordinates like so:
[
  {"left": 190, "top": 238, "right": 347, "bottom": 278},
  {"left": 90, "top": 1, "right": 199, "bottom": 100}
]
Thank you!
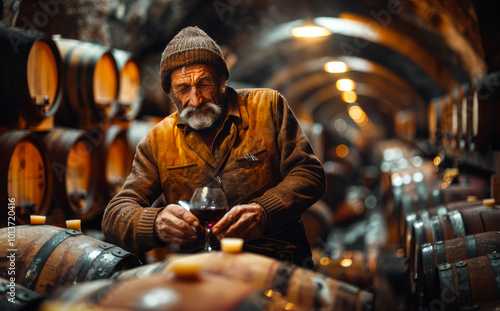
[{"left": 212, "top": 203, "right": 266, "bottom": 241}]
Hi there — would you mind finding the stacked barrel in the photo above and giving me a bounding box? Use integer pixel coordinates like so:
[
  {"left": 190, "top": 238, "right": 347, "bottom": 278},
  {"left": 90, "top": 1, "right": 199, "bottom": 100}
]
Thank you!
[
  {"left": 0, "top": 25, "right": 153, "bottom": 227},
  {"left": 377, "top": 137, "right": 500, "bottom": 310}
]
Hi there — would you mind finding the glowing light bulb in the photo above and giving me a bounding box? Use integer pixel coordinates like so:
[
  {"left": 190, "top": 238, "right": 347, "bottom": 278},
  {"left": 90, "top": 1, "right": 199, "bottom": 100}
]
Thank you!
[
  {"left": 336, "top": 79, "right": 356, "bottom": 91},
  {"left": 291, "top": 25, "right": 332, "bottom": 37},
  {"left": 342, "top": 90, "right": 357, "bottom": 103},
  {"left": 325, "top": 61, "right": 348, "bottom": 73}
]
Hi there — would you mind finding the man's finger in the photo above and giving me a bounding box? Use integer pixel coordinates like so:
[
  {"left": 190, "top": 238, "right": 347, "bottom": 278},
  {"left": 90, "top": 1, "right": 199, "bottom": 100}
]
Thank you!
[
  {"left": 162, "top": 212, "right": 197, "bottom": 234},
  {"left": 212, "top": 208, "right": 238, "bottom": 235},
  {"left": 166, "top": 204, "right": 200, "bottom": 227}
]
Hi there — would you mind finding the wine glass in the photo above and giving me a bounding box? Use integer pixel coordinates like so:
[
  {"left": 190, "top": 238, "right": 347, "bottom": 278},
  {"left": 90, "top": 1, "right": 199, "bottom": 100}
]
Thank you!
[{"left": 189, "top": 187, "right": 228, "bottom": 252}]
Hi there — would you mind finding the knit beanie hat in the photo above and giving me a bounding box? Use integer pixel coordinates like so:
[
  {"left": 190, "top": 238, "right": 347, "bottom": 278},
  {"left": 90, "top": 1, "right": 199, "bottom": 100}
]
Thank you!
[{"left": 160, "top": 26, "right": 229, "bottom": 93}]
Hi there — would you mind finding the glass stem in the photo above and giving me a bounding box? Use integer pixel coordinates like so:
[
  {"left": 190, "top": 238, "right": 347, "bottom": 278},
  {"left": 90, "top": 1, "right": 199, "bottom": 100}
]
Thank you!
[{"left": 205, "top": 226, "right": 212, "bottom": 252}]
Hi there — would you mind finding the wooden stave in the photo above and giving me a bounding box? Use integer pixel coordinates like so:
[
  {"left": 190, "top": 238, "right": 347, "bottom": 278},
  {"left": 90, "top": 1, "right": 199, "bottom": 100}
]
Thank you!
[
  {"left": 0, "top": 130, "right": 52, "bottom": 225},
  {"left": 0, "top": 225, "right": 141, "bottom": 297},
  {"left": 0, "top": 25, "right": 62, "bottom": 128}
]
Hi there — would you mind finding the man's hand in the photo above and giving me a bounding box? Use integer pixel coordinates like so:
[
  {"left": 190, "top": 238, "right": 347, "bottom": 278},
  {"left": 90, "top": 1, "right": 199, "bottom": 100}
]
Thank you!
[
  {"left": 212, "top": 203, "right": 266, "bottom": 241},
  {"left": 155, "top": 204, "right": 199, "bottom": 244}
]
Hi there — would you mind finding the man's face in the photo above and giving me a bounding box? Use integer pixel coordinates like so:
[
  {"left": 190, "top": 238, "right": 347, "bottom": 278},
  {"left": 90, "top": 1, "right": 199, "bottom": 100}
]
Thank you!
[{"left": 170, "top": 64, "right": 225, "bottom": 130}]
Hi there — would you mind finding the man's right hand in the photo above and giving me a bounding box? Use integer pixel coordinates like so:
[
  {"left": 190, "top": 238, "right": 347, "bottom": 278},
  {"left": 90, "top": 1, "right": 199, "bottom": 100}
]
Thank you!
[{"left": 155, "top": 204, "right": 199, "bottom": 244}]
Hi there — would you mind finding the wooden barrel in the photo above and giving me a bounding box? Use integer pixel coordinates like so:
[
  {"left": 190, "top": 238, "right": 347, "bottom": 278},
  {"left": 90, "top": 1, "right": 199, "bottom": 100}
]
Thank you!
[
  {"left": 43, "top": 127, "right": 103, "bottom": 221},
  {"left": 416, "top": 231, "right": 500, "bottom": 308},
  {"left": 403, "top": 200, "right": 484, "bottom": 257},
  {"left": 465, "top": 80, "right": 493, "bottom": 155},
  {"left": 111, "top": 49, "right": 142, "bottom": 122},
  {"left": 428, "top": 96, "right": 443, "bottom": 146},
  {"left": 53, "top": 37, "right": 119, "bottom": 129},
  {"left": 316, "top": 250, "right": 373, "bottom": 290},
  {"left": 0, "top": 225, "right": 141, "bottom": 296},
  {"left": 394, "top": 167, "right": 488, "bottom": 246},
  {"left": 409, "top": 202, "right": 500, "bottom": 293},
  {"left": 475, "top": 72, "right": 500, "bottom": 152},
  {"left": 333, "top": 186, "right": 369, "bottom": 225},
  {"left": 0, "top": 130, "right": 52, "bottom": 225},
  {"left": 302, "top": 200, "right": 332, "bottom": 248},
  {"left": 411, "top": 205, "right": 500, "bottom": 262},
  {"left": 0, "top": 25, "right": 61, "bottom": 128},
  {"left": 103, "top": 125, "right": 133, "bottom": 200},
  {"left": 39, "top": 272, "right": 309, "bottom": 311},
  {"left": 424, "top": 254, "right": 500, "bottom": 310},
  {"left": 0, "top": 277, "right": 44, "bottom": 311},
  {"left": 115, "top": 251, "right": 374, "bottom": 311}
]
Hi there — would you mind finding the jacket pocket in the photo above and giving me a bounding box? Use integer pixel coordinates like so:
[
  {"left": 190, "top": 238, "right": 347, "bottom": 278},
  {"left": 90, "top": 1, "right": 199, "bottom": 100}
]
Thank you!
[
  {"left": 222, "top": 147, "right": 274, "bottom": 205},
  {"left": 234, "top": 147, "right": 267, "bottom": 163}
]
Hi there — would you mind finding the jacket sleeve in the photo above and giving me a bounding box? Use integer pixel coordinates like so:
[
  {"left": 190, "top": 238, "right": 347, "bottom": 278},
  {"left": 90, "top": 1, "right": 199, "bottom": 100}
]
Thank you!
[
  {"left": 251, "top": 91, "right": 327, "bottom": 233},
  {"left": 101, "top": 131, "right": 165, "bottom": 253}
]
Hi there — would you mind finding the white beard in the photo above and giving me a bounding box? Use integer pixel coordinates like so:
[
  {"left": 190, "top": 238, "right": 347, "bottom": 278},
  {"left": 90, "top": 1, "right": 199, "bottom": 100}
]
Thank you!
[{"left": 179, "top": 102, "right": 223, "bottom": 130}]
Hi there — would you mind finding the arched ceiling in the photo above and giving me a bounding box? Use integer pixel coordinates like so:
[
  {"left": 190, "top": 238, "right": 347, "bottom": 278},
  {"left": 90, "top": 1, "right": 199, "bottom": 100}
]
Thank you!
[
  {"left": 4, "top": 0, "right": 492, "bottom": 150},
  {"left": 177, "top": 0, "right": 487, "bottom": 144}
]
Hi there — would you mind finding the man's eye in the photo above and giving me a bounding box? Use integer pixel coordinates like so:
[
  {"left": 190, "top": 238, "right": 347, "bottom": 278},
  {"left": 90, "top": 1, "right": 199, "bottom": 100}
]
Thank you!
[
  {"left": 200, "top": 83, "right": 213, "bottom": 89},
  {"left": 175, "top": 87, "right": 189, "bottom": 94}
]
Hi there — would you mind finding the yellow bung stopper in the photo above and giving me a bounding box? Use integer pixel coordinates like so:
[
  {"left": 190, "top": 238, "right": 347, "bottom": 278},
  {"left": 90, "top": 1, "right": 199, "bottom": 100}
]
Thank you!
[
  {"left": 30, "top": 215, "right": 46, "bottom": 225},
  {"left": 444, "top": 168, "right": 459, "bottom": 178},
  {"left": 66, "top": 219, "right": 82, "bottom": 232},
  {"left": 466, "top": 196, "right": 477, "bottom": 202},
  {"left": 170, "top": 259, "right": 200, "bottom": 279},
  {"left": 220, "top": 238, "right": 244, "bottom": 253},
  {"left": 483, "top": 198, "right": 496, "bottom": 207}
]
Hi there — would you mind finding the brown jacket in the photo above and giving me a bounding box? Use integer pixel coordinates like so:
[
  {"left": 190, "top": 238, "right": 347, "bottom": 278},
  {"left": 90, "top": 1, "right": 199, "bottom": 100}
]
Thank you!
[{"left": 102, "top": 87, "right": 326, "bottom": 266}]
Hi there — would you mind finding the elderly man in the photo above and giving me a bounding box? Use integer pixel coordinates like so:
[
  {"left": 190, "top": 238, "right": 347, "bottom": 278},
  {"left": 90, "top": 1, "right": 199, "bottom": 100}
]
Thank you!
[{"left": 102, "top": 26, "right": 326, "bottom": 266}]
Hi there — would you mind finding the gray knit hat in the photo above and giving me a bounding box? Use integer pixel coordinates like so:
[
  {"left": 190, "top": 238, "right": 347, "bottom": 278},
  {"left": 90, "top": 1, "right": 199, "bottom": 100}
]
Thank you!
[{"left": 160, "top": 26, "right": 229, "bottom": 93}]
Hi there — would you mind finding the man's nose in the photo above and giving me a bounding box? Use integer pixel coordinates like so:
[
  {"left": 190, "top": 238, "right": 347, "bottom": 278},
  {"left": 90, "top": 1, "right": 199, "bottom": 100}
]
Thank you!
[{"left": 185, "top": 86, "right": 203, "bottom": 107}]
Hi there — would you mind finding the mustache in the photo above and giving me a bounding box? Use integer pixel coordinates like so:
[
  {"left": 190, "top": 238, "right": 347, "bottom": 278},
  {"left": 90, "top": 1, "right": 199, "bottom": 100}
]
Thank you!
[{"left": 180, "top": 102, "right": 221, "bottom": 118}]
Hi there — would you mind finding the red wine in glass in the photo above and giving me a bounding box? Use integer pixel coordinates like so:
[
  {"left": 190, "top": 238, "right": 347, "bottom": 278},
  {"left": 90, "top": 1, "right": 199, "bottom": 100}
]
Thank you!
[
  {"left": 190, "top": 208, "right": 226, "bottom": 228},
  {"left": 190, "top": 187, "right": 228, "bottom": 251}
]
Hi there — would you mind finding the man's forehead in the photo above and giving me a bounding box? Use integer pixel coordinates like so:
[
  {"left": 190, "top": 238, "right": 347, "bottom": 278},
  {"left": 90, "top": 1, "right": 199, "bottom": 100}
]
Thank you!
[{"left": 171, "top": 64, "right": 216, "bottom": 80}]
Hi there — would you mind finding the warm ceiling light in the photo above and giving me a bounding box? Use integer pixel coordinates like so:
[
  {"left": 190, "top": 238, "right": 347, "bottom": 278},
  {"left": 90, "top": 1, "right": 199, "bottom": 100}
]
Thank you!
[
  {"left": 324, "top": 61, "right": 347, "bottom": 73},
  {"left": 340, "top": 258, "right": 353, "bottom": 267},
  {"left": 336, "top": 79, "right": 356, "bottom": 91},
  {"left": 342, "top": 90, "right": 357, "bottom": 103},
  {"left": 348, "top": 105, "right": 366, "bottom": 124},
  {"left": 291, "top": 21, "right": 332, "bottom": 38}
]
